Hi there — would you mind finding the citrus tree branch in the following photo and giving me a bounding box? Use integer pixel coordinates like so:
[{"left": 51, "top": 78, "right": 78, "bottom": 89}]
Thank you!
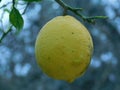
[
  {"left": 0, "top": 0, "right": 15, "bottom": 43},
  {"left": 0, "top": 0, "right": 29, "bottom": 43},
  {"left": 0, "top": 25, "right": 12, "bottom": 43},
  {"left": 0, "top": 2, "right": 11, "bottom": 9},
  {"left": 55, "top": 0, "right": 108, "bottom": 24},
  {"left": 22, "top": 2, "right": 30, "bottom": 15}
]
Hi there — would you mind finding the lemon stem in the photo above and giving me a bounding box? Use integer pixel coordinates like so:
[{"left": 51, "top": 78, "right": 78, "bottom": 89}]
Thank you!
[{"left": 55, "top": 0, "right": 108, "bottom": 24}]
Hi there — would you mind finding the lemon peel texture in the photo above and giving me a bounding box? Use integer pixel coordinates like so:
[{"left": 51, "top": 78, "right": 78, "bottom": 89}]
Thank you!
[{"left": 35, "top": 15, "right": 93, "bottom": 83}]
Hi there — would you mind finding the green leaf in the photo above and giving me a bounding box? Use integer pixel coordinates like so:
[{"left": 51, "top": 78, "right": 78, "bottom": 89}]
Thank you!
[
  {"left": 23, "top": 0, "right": 42, "bottom": 2},
  {"left": 9, "top": 7, "right": 24, "bottom": 31}
]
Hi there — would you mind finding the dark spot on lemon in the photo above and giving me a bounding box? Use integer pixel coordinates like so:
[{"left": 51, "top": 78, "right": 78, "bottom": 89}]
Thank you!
[
  {"left": 48, "top": 57, "right": 51, "bottom": 60},
  {"left": 72, "top": 50, "right": 74, "bottom": 53},
  {"left": 72, "top": 32, "right": 74, "bottom": 34}
]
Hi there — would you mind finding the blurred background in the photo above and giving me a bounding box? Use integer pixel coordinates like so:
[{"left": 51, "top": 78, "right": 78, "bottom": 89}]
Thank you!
[{"left": 0, "top": 0, "right": 120, "bottom": 90}]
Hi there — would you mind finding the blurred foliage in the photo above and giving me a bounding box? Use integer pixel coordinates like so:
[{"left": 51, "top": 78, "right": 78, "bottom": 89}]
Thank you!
[
  {"left": 0, "top": 0, "right": 120, "bottom": 90},
  {"left": 23, "top": 0, "right": 42, "bottom": 2}
]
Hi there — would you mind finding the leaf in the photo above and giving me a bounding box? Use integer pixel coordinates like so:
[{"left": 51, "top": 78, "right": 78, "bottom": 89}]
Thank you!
[
  {"left": 24, "top": 0, "right": 42, "bottom": 2},
  {"left": 9, "top": 7, "right": 24, "bottom": 31}
]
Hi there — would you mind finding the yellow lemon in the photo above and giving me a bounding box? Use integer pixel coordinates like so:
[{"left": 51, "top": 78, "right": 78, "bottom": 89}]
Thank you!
[{"left": 35, "top": 15, "right": 93, "bottom": 83}]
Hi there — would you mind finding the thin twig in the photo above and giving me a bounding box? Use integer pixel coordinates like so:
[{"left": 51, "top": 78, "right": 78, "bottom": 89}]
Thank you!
[
  {"left": 55, "top": 0, "right": 83, "bottom": 15},
  {"left": 0, "top": 2, "right": 11, "bottom": 9},
  {"left": 0, "top": 0, "right": 29, "bottom": 43},
  {"left": 0, "top": 25, "right": 12, "bottom": 43},
  {"left": 22, "top": 2, "right": 30, "bottom": 15},
  {"left": 55, "top": 0, "right": 108, "bottom": 24},
  {"left": 0, "top": 0, "right": 15, "bottom": 43},
  {"left": 0, "top": 11, "right": 5, "bottom": 30}
]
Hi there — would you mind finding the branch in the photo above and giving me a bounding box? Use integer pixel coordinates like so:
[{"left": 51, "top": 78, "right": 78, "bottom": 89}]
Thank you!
[
  {"left": 0, "top": 2, "right": 11, "bottom": 9},
  {"left": 55, "top": 0, "right": 108, "bottom": 24},
  {"left": 0, "top": 25, "right": 12, "bottom": 43},
  {"left": 0, "top": 0, "right": 15, "bottom": 43},
  {"left": 0, "top": 0, "right": 29, "bottom": 43},
  {"left": 22, "top": 2, "right": 30, "bottom": 15}
]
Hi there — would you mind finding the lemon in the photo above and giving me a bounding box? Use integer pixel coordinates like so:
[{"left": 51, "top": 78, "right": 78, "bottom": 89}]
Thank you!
[{"left": 35, "top": 15, "right": 93, "bottom": 83}]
